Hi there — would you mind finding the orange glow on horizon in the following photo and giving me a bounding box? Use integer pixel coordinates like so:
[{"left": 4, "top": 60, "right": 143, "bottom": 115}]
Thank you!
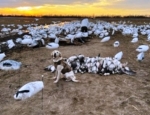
[
  {"left": 0, "top": 3, "right": 150, "bottom": 16},
  {"left": 16, "top": 7, "right": 32, "bottom": 11}
]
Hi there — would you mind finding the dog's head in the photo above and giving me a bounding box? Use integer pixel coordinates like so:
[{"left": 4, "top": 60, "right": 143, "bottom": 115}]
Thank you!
[{"left": 51, "top": 50, "right": 62, "bottom": 62}]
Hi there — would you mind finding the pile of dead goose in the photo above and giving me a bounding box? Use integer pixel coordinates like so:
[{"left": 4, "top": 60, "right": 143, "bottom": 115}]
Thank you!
[{"left": 45, "top": 51, "right": 136, "bottom": 76}]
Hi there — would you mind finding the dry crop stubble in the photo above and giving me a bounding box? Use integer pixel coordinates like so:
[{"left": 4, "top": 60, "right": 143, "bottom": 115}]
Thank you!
[{"left": 0, "top": 17, "right": 150, "bottom": 115}]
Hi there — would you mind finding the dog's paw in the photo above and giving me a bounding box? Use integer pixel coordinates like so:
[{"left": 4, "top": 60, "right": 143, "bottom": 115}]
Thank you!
[
  {"left": 54, "top": 81, "right": 58, "bottom": 83},
  {"left": 51, "top": 77, "right": 56, "bottom": 79},
  {"left": 74, "top": 80, "right": 80, "bottom": 83},
  {"left": 66, "top": 79, "right": 71, "bottom": 82}
]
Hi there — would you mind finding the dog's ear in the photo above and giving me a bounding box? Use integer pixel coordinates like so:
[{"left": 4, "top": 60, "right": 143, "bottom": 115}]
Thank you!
[
  {"left": 54, "top": 53, "right": 56, "bottom": 58},
  {"left": 51, "top": 51, "right": 54, "bottom": 58}
]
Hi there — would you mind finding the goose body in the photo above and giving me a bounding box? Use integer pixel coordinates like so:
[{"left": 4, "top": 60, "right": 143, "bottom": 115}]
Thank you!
[
  {"left": 131, "top": 37, "right": 138, "bottom": 43},
  {"left": 46, "top": 42, "right": 59, "bottom": 49},
  {"left": 21, "top": 38, "right": 33, "bottom": 45},
  {"left": 101, "top": 36, "right": 110, "bottom": 42},
  {"left": 44, "top": 65, "right": 55, "bottom": 72},
  {"left": 7, "top": 39, "right": 15, "bottom": 49},
  {"left": 137, "top": 52, "right": 144, "bottom": 61}
]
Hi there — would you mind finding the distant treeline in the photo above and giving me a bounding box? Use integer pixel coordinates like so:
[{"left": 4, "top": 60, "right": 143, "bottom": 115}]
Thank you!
[{"left": 0, "top": 14, "right": 149, "bottom": 18}]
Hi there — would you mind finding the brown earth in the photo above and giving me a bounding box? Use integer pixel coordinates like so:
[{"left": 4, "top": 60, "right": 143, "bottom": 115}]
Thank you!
[{"left": 0, "top": 17, "right": 150, "bottom": 115}]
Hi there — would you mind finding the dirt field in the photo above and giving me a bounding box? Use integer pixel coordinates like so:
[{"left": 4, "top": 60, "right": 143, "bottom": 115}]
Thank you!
[{"left": 0, "top": 17, "right": 150, "bottom": 115}]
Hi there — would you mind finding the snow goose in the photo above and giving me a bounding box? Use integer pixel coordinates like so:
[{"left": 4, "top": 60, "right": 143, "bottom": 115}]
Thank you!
[
  {"left": 101, "top": 36, "right": 110, "bottom": 42},
  {"left": 65, "top": 34, "right": 75, "bottom": 43},
  {"left": 7, "top": 39, "right": 15, "bottom": 49},
  {"left": 46, "top": 42, "right": 59, "bottom": 49},
  {"left": 15, "top": 38, "right": 22, "bottom": 43},
  {"left": 44, "top": 65, "right": 55, "bottom": 72},
  {"left": 131, "top": 37, "right": 138, "bottom": 43},
  {"left": 147, "top": 34, "right": 150, "bottom": 41},
  {"left": 137, "top": 52, "right": 144, "bottom": 62},
  {"left": 21, "top": 35, "right": 33, "bottom": 45},
  {"left": 54, "top": 37, "right": 59, "bottom": 44},
  {"left": 1, "top": 28, "right": 9, "bottom": 34}
]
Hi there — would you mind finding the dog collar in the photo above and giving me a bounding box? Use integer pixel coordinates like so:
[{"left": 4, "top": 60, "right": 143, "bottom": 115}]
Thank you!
[{"left": 53, "top": 57, "right": 63, "bottom": 62}]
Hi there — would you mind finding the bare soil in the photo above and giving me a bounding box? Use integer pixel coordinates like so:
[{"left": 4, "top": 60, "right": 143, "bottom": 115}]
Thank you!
[{"left": 0, "top": 17, "right": 150, "bottom": 115}]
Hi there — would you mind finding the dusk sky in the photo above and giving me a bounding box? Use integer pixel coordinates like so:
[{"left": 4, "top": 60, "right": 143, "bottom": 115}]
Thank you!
[{"left": 0, "top": 0, "right": 150, "bottom": 16}]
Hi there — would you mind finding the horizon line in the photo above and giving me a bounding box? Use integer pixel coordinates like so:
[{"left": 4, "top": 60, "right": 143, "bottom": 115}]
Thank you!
[{"left": 0, "top": 14, "right": 150, "bottom": 18}]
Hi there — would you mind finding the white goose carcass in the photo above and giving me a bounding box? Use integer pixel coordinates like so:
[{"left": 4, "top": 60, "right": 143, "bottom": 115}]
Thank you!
[
  {"left": 16, "top": 38, "right": 22, "bottom": 43},
  {"left": 147, "top": 34, "right": 150, "bottom": 41},
  {"left": 101, "top": 36, "right": 110, "bottom": 42},
  {"left": 46, "top": 42, "right": 59, "bottom": 49},
  {"left": 21, "top": 35, "right": 33, "bottom": 45},
  {"left": 65, "top": 34, "right": 75, "bottom": 43},
  {"left": 132, "top": 33, "right": 138, "bottom": 38},
  {"left": 1, "top": 28, "right": 9, "bottom": 34},
  {"left": 7, "top": 39, "right": 15, "bottom": 49},
  {"left": 137, "top": 52, "right": 144, "bottom": 62},
  {"left": 82, "top": 32, "right": 88, "bottom": 37},
  {"left": 48, "top": 33, "right": 57, "bottom": 39},
  {"left": 131, "top": 37, "right": 138, "bottom": 43}
]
